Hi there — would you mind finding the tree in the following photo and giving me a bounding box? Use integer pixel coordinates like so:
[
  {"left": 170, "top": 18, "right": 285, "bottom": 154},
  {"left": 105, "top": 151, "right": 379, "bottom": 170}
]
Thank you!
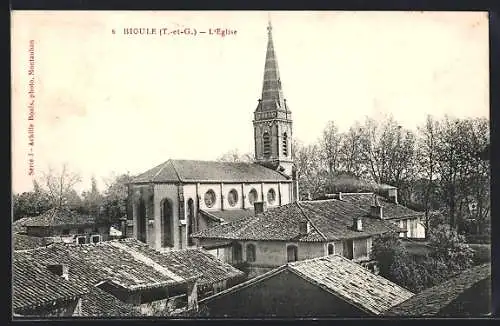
[
  {"left": 416, "top": 115, "right": 441, "bottom": 236},
  {"left": 293, "top": 140, "right": 326, "bottom": 200},
  {"left": 428, "top": 224, "right": 474, "bottom": 271},
  {"left": 81, "top": 176, "right": 104, "bottom": 217},
  {"left": 320, "top": 121, "right": 342, "bottom": 175},
  {"left": 371, "top": 234, "right": 424, "bottom": 292},
  {"left": 216, "top": 149, "right": 254, "bottom": 163},
  {"left": 101, "top": 173, "right": 134, "bottom": 224},
  {"left": 13, "top": 180, "right": 52, "bottom": 221},
  {"left": 41, "top": 164, "right": 82, "bottom": 209},
  {"left": 338, "top": 123, "right": 366, "bottom": 178}
]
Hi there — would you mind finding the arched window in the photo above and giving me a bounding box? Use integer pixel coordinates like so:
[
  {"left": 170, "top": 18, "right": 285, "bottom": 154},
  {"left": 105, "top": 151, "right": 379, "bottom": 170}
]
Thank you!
[
  {"left": 328, "top": 243, "right": 335, "bottom": 255},
  {"left": 187, "top": 198, "right": 195, "bottom": 246},
  {"left": 246, "top": 244, "right": 256, "bottom": 262},
  {"left": 287, "top": 245, "right": 298, "bottom": 262},
  {"left": 228, "top": 189, "right": 238, "bottom": 207},
  {"left": 248, "top": 188, "right": 258, "bottom": 205},
  {"left": 263, "top": 132, "right": 271, "bottom": 158},
  {"left": 162, "top": 199, "right": 173, "bottom": 247},
  {"left": 233, "top": 242, "right": 243, "bottom": 263},
  {"left": 282, "top": 132, "right": 288, "bottom": 156},
  {"left": 267, "top": 188, "right": 276, "bottom": 205}
]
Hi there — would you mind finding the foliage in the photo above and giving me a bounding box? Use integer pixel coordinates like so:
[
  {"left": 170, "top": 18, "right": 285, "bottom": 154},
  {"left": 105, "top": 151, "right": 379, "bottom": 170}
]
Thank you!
[
  {"left": 40, "top": 163, "right": 82, "bottom": 209},
  {"left": 372, "top": 225, "right": 475, "bottom": 293},
  {"left": 81, "top": 176, "right": 104, "bottom": 216},
  {"left": 281, "top": 114, "right": 490, "bottom": 238},
  {"left": 216, "top": 149, "right": 254, "bottom": 163},
  {"left": 428, "top": 224, "right": 474, "bottom": 271},
  {"left": 12, "top": 181, "right": 52, "bottom": 221},
  {"left": 101, "top": 173, "right": 134, "bottom": 224},
  {"left": 371, "top": 234, "right": 424, "bottom": 292}
]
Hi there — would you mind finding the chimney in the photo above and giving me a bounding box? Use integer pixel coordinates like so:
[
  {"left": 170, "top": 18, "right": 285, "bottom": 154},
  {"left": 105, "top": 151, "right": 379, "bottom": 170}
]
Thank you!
[
  {"left": 119, "top": 217, "right": 127, "bottom": 238},
  {"left": 298, "top": 221, "right": 311, "bottom": 235},
  {"left": 353, "top": 217, "right": 363, "bottom": 231},
  {"left": 47, "top": 264, "right": 69, "bottom": 281},
  {"left": 254, "top": 201, "right": 267, "bottom": 215},
  {"left": 388, "top": 187, "right": 398, "bottom": 204},
  {"left": 369, "top": 194, "right": 383, "bottom": 219}
]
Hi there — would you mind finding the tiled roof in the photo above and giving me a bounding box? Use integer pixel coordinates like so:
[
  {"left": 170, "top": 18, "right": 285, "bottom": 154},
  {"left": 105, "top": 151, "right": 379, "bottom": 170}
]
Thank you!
[
  {"left": 384, "top": 264, "right": 491, "bottom": 316},
  {"left": 192, "top": 199, "right": 401, "bottom": 242},
  {"left": 22, "top": 208, "right": 102, "bottom": 227},
  {"left": 288, "top": 255, "right": 414, "bottom": 315},
  {"left": 13, "top": 217, "right": 30, "bottom": 233},
  {"left": 110, "top": 239, "right": 244, "bottom": 287},
  {"left": 15, "top": 239, "right": 198, "bottom": 292},
  {"left": 255, "top": 21, "right": 288, "bottom": 113},
  {"left": 12, "top": 252, "right": 88, "bottom": 312},
  {"left": 340, "top": 193, "right": 424, "bottom": 220},
  {"left": 201, "top": 255, "right": 413, "bottom": 315},
  {"left": 80, "top": 287, "right": 140, "bottom": 317},
  {"left": 199, "top": 209, "right": 256, "bottom": 224},
  {"left": 131, "top": 159, "right": 290, "bottom": 183},
  {"left": 13, "top": 233, "right": 53, "bottom": 251}
]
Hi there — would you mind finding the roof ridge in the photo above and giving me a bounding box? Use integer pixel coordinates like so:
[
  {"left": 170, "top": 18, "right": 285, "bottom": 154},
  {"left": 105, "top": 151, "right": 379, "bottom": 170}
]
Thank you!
[
  {"left": 169, "top": 160, "right": 183, "bottom": 182},
  {"left": 199, "top": 265, "right": 288, "bottom": 304},
  {"left": 106, "top": 241, "right": 185, "bottom": 283},
  {"left": 295, "top": 202, "right": 328, "bottom": 241}
]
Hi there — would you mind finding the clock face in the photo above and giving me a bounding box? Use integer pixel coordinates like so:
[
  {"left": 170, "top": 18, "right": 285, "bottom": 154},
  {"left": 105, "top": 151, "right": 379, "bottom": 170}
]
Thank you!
[{"left": 204, "top": 189, "right": 216, "bottom": 208}]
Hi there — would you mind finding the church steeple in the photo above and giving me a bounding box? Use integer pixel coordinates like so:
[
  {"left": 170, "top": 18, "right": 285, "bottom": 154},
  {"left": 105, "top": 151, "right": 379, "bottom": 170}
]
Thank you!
[
  {"left": 253, "top": 17, "right": 294, "bottom": 177},
  {"left": 256, "top": 19, "right": 288, "bottom": 113}
]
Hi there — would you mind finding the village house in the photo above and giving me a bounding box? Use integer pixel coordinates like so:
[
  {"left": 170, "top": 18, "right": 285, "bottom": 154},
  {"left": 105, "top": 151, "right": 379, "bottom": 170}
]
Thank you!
[
  {"left": 198, "top": 255, "right": 414, "bottom": 317},
  {"left": 13, "top": 252, "right": 87, "bottom": 317},
  {"left": 333, "top": 188, "right": 426, "bottom": 239},
  {"left": 126, "top": 21, "right": 300, "bottom": 253},
  {"left": 191, "top": 199, "right": 402, "bottom": 277},
  {"left": 14, "top": 207, "right": 110, "bottom": 248},
  {"left": 13, "top": 251, "right": 139, "bottom": 317},
  {"left": 384, "top": 263, "right": 491, "bottom": 317},
  {"left": 14, "top": 238, "right": 243, "bottom": 316}
]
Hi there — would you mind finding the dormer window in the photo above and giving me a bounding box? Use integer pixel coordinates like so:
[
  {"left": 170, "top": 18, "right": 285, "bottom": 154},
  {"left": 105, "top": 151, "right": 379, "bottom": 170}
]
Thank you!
[
  {"left": 76, "top": 236, "right": 86, "bottom": 244},
  {"left": 91, "top": 235, "right": 101, "bottom": 244}
]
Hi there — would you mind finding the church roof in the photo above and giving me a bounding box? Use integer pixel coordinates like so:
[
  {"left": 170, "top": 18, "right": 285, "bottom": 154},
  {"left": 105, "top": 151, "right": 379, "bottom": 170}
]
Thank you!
[
  {"left": 255, "top": 19, "right": 288, "bottom": 113},
  {"left": 131, "top": 159, "right": 290, "bottom": 183},
  {"left": 192, "top": 199, "right": 402, "bottom": 242}
]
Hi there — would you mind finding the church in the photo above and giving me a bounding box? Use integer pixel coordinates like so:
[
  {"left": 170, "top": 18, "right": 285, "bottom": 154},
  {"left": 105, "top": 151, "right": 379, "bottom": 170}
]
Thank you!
[{"left": 127, "top": 21, "right": 299, "bottom": 251}]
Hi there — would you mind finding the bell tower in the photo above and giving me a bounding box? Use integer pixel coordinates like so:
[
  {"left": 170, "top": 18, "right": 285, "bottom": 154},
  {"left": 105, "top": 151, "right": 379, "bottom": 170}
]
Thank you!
[{"left": 253, "top": 19, "right": 294, "bottom": 177}]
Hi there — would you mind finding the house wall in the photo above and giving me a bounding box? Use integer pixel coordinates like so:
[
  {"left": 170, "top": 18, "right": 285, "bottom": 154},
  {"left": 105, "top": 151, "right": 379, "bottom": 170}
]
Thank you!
[
  {"left": 395, "top": 218, "right": 425, "bottom": 239},
  {"left": 152, "top": 183, "right": 178, "bottom": 250},
  {"left": 201, "top": 270, "right": 371, "bottom": 317},
  {"left": 438, "top": 277, "right": 491, "bottom": 317}
]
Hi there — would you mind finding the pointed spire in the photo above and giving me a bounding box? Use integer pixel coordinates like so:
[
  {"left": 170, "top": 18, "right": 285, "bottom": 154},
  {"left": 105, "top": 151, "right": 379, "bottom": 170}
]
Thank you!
[{"left": 257, "top": 16, "right": 287, "bottom": 112}]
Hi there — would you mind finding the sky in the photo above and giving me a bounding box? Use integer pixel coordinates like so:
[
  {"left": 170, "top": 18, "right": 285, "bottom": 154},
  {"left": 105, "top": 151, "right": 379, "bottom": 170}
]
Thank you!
[{"left": 11, "top": 11, "right": 489, "bottom": 194}]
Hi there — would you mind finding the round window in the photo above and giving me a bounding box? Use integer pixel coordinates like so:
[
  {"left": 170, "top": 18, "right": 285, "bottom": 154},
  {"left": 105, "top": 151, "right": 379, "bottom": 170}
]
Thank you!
[
  {"left": 248, "top": 188, "right": 258, "bottom": 205},
  {"left": 267, "top": 188, "right": 276, "bottom": 205},
  {"left": 204, "top": 189, "right": 216, "bottom": 208},
  {"left": 228, "top": 189, "right": 238, "bottom": 207}
]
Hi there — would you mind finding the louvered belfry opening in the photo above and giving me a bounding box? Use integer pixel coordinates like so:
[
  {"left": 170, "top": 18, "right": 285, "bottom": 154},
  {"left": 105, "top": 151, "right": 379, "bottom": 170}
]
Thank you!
[{"left": 263, "top": 132, "right": 271, "bottom": 158}]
